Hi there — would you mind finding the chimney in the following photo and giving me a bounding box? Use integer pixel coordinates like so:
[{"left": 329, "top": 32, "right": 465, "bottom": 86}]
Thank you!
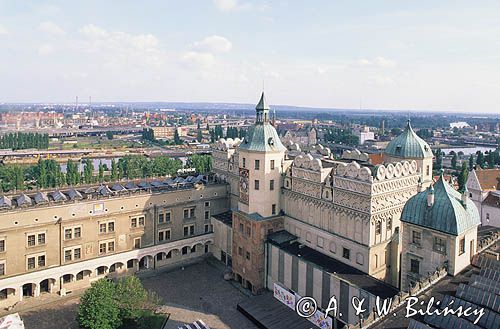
[{"left": 427, "top": 186, "right": 435, "bottom": 207}]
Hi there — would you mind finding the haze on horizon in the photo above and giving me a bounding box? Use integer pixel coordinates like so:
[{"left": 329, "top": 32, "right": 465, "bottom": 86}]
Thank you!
[{"left": 1, "top": 0, "right": 500, "bottom": 114}]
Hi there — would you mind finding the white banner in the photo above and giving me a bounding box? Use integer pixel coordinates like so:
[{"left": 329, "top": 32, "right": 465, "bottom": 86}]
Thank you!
[{"left": 273, "top": 283, "right": 296, "bottom": 310}]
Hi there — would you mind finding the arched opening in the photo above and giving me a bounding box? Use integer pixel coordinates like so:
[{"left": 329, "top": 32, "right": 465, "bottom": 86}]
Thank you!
[
  {"left": 139, "top": 255, "right": 153, "bottom": 270},
  {"left": 76, "top": 270, "right": 92, "bottom": 281},
  {"left": 96, "top": 266, "right": 108, "bottom": 276},
  {"left": 62, "top": 274, "right": 74, "bottom": 284},
  {"left": 127, "top": 259, "right": 137, "bottom": 270},
  {"left": 39, "top": 278, "right": 56, "bottom": 294},
  {"left": 181, "top": 246, "right": 189, "bottom": 256},
  {"left": 22, "top": 283, "right": 36, "bottom": 298},
  {"left": 155, "top": 252, "right": 167, "bottom": 262},
  {"left": 0, "top": 288, "right": 15, "bottom": 300},
  {"left": 109, "top": 262, "right": 124, "bottom": 273}
]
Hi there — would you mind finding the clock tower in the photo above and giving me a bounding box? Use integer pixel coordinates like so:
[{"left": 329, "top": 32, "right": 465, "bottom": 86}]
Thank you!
[{"left": 232, "top": 92, "right": 287, "bottom": 294}]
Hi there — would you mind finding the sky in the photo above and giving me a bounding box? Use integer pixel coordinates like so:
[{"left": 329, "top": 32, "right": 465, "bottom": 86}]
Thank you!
[{"left": 1, "top": 0, "right": 500, "bottom": 113}]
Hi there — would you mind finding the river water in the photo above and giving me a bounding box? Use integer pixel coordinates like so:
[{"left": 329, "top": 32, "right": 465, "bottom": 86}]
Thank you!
[{"left": 439, "top": 146, "right": 497, "bottom": 155}]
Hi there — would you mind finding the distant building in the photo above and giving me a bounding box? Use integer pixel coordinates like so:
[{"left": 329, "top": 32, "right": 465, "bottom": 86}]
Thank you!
[
  {"left": 354, "top": 126, "right": 375, "bottom": 145},
  {"left": 466, "top": 168, "right": 500, "bottom": 226},
  {"left": 449, "top": 121, "right": 470, "bottom": 129}
]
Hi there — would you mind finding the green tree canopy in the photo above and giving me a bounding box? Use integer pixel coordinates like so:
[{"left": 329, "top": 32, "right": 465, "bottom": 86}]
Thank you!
[{"left": 77, "top": 279, "right": 121, "bottom": 329}]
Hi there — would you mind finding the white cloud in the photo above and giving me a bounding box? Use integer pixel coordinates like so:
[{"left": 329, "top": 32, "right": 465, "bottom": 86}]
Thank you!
[
  {"left": 78, "top": 24, "right": 164, "bottom": 68},
  {"left": 0, "top": 25, "right": 8, "bottom": 35},
  {"left": 38, "top": 44, "right": 54, "bottom": 55},
  {"left": 193, "top": 35, "right": 232, "bottom": 53},
  {"left": 181, "top": 51, "right": 215, "bottom": 68},
  {"left": 38, "top": 21, "right": 66, "bottom": 35},
  {"left": 213, "top": 0, "right": 238, "bottom": 11},
  {"left": 356, "top": 57, "right": 396, "bottom": 68}
]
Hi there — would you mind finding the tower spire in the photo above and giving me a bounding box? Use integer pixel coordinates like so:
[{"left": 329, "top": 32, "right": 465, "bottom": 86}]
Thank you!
[{"left": 255, "top": 92, "right": 270, "bottom": 123}]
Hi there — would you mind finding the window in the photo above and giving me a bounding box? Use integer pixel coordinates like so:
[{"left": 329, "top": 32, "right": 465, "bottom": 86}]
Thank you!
[
  {"left": 459, "top": 238, "right": 465, "bottom": 255},
  {"left": 204, "top": 201, "right": 210, "bottom": 207},
  {"left": 426, "top": 165, "right": 430, "bottom": 176},
  {"left": 412, "top": 231, "right": 421, "bottom": 246},
  {"left": 182, "top": 246, "right": 188, "bottom": 255},
  {"left": 410, "top": 259, "right": 420, "bottom": 274},
  {"left": 27, "top": 257, "right": 35, "bottom": 270},
  {"left": 65, "top": 227, "right": 81, "bottom": 240},
  {"left": 270, "top": 180, "right": 275, "bottom": 191},
  {"left": 74, "top": 248, "right": 81, "bottom": 260},
  {"left": 38, "top": 233, "right": 45, "bottom": 245},
  {"left": 99, "top": 243, "right": 106, "bottom": 254},
  {"left": 254, "top": 180, "right": 260, "bottom": 190},
  {"left": 37, "top": 255, "right": 45, "bottom": 267},
  {"left": 108, "top": 241, "right": 115, "bottom": 252},
  {"left": 255, "top": 159, "right": 260, "bottom": 170},
  {"left": 0, "top": 239, "right": 5, "bottom": 252},
  {"left": 100, "top": 221, "right": 114, "bottom": 233},
  {"left": 65, "top": 250, "right": 72, "bottom": 262},
  {"left": 272, "top": 204, "right": 276, "bottom": 215},
  {"left": 342, "top": 247, "right": 350, "bottom": 260},
  {"left": 74, "top": 227, "right": 81, "bottom": 238},
  {"left": 165, "top": 211, "right": 171, "bottom": 222},
  {"left": 204, "top": 224, "right": 210, "bottom": 233},
  {"left": 158, "top": 229, "right": 171, "bottom": 242},
  {"left": 184, "top": 225, "right": 195, "bottom": 237},
  {"left": 191, "top": 246, "right": 196, "bottom": 253},
  {"left": 239, "top": 223, "right": 244, "bottom": 232},
  {"left": 246, "top": 226, "right": 251, "bottom": 237},
  {"left": 375, "top": 221, "right": 381, "bottom": 235},
  {"left": 387, "top": 218, "right": 392, "bottom": 231},
  {"left": 246, "top": 251, "right": 251, "bottom": 260},
  {"left": 158, "top": 213, "right": 164, "bottom": 223},
  {"left": 0, "top": 263, "right": 4, "bottom": 276},
  {"left": 204, "top": 210, "right": 210, "bottom": 220},
  {"left": 242, "top": 158, "right": 246, "bottom": 168},
  {"left": 65, "top": 229, "right": 72, "bottom": 240},
  {"left": 134, "top": 238, "right": 141, "bottom": 249},
  {"left": 205, "top": 245, "right": 209, "bottom": 253},
  {"left": 27, "top": 235, "right": 36, "bottom": 247},
  {"left": 434, "top": 237, "right": 446, "bottom": 253},
  {"left": 184, "top": 208, "right": 195, "bottom": 219},
  {"left": 238, "top": 247, "right": 243, "bottom": 256},
  {"left": 270, "top": 160, "right": 275, "bottom": 170},
  {"left": 131, "top": 216, "right": 144, "bottom": 228}
]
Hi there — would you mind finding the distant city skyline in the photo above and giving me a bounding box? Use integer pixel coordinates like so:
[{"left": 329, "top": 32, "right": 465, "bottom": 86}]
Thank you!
[{"left": 1, "top": 1, "right": 500, "bottom": 113}]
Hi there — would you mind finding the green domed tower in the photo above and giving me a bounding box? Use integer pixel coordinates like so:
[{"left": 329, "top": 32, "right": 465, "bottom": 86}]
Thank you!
[{"left": 384, "top": 120, "right": 433, "bottom": 186}]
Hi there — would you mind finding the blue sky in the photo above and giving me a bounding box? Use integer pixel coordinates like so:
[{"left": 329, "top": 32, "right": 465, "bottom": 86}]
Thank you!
[{"left": 0, "top": 0, "right": 500, "bottom": 112}]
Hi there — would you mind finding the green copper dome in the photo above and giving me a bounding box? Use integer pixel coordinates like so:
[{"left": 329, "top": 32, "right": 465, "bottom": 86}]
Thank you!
[
  {"left": 401, "top": 175, "right": 480, "bottom": 235},
  {"left": 238, "top": 93, "right": 286, "bottom": 153},
  {"left": 384, "top": 120, "right": 433, "bottom": 159}
]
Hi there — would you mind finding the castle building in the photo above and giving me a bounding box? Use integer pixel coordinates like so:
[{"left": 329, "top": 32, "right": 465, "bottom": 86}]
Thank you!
[
  {"left": 400, "top": 175, "right": 480, "bottom": 290},
  {"left": 211, "top": 94, "right": 475, "bottom": 326},
  {"left": 0, "top": 177, "right": 229, "bottom": 308}
]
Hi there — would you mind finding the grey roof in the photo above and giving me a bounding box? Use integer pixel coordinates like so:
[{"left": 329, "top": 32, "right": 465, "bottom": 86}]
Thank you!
[
  {"left": 66, "top": 188, "right": 82, "bottom": 200},
  {"left": 0, "top": 196, "right": 12, "bottom": 208},
  {"left": 50, "top": 190, "right": 67, "bottom": 202},
  {"left": 16, "top": 193, "right": 32, "bottom": 206},
  {"left": 34, "top": 191, "right": 49, "bottom": 204},
  {"left": 97, "top": 185, "right": 113, "bottom": 196},
  {"left": 137, "top": 181, "right": 151, "bottom": 189},
  {"left": 401, "top": 175, "right": 480, "bottom": 235},
  {"left": 384, "top": 120, "right": 433, "bottom": 159},
  {"left": 124, "top": 182, "right": 138, "bottom": 190},
  {"left": 111, "top": 183, "right": 126, "bottom": 192}
]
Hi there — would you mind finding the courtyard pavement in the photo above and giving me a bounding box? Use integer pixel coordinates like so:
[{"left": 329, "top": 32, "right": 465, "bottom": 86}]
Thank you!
[{"left": 13, "top": 258, "right": 258, "bottom": 329}]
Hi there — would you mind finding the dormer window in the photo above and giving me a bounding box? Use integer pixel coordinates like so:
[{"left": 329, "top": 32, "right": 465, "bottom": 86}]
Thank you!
[
  {"left": 268, "top": 137, "right": 274, "bottom": 146},
  {"left": 396, "top": 145, "right": 402, "bottom": 153}
]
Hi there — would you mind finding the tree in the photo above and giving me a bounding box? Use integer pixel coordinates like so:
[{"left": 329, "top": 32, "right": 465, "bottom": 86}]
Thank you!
[
  {"left": 77, "top": 279, "right": 121, "bottom": 329},
  {"left": 106, "top": 131, "right": 114, "bottom": 140},
  {"left": 114, "top": 276, "right": 160, "bottom": 320},
  {"left": 469, "top": 154, "right": 474, "bottom": 170},
  {"left": 173, "top": 129, "right": 182, "bottom": 145},
  {"left": 457, "top": 162, "right": 468, "bottom": 192},
  {"left": 196, "top": 129, "right": 203, "bottom": 143},
  {"left": 187, "top": 154, "right": 212, "bottom": 173},
  {"left": 434, "top": 149, "right": 443, "bottom": 172},
  {"left": 83, "top": 159, "right": 94, "bottom": 184},
  {"left": 98, "top": 161, "right": 104, "bottom": 183},
  {"left": 451, "top": 153, "right": 458, "bottom": 170},
  {"left": 111, "top": 159, "right": 118, "bottom": 181},
  {"left": 476, "top": 151, "right": 485, "bottom": 168}
]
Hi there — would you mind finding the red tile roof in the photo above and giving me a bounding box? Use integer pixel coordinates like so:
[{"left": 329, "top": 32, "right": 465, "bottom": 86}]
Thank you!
[{"left": 475, "top": 168, "right": 500, "bottom": 191}]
